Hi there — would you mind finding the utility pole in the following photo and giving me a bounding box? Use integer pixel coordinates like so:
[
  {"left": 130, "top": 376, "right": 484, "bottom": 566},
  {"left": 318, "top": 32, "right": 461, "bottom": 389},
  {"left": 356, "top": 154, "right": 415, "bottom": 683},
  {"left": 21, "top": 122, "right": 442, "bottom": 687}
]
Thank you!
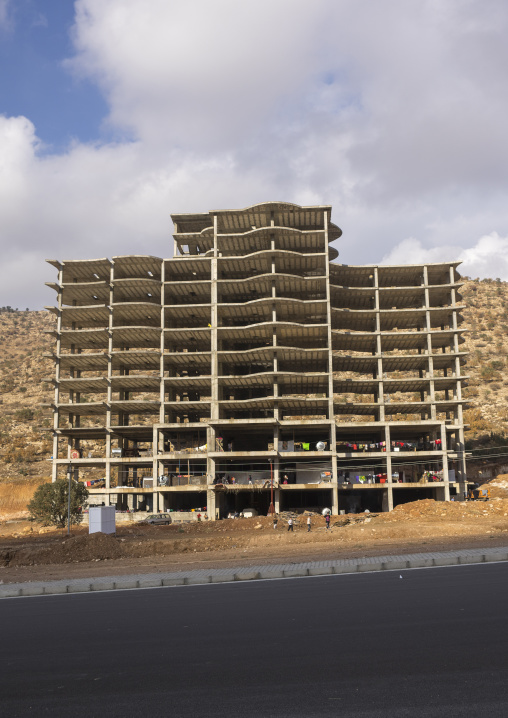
[
  {"left": 67, "top": 464, "right": 72, "bottom": 535},
  {"left": 268, "top": 458, "right": 274, "bottom": 515}
]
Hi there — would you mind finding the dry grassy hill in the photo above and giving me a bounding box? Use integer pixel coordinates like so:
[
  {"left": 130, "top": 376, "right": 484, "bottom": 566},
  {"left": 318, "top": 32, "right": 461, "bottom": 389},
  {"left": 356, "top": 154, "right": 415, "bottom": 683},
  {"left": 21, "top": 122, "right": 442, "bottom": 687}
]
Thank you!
[
  {"left": 460, "top": 278, "right": 508, "bottom": 440},
  {"left": 0, "top": 277, "right": 507, "bottom": 511}
]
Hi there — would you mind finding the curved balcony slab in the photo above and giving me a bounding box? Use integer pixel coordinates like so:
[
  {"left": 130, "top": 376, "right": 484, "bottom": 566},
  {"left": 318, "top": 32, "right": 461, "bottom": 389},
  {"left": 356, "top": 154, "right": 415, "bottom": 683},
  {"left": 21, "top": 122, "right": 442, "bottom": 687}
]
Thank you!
[
  {"left": 112, "top": 255, "right": 162, "bottom": 280},
  {"left": 333, "top": 376, "right": 467, "bottom": 393},
  {"left": 164, "top": 351, "right": 211, "bottom": 367},
  {"left": 52, "top": 352, "right": 108, "bottom": 371},
  {"left": 110, "top": 400, "right": 160, "bottom": 414},
  {"left": 112, "top": 302, "right": 161, "bottom": 326},
  {"left": 110, "top": 375, "right": 161, "bottom": 392},
  {"left": 164, "top": 375, "right": 212, "bottom": 388},
  {"left": 58, "top": 328, "right": 109, "bottom": 349},
  {"left": 60, "top": 281, "right": 110, "bottom": 306},
  {"left": 53, "top": 304, "right": 109, "bottom": 328},
  {"left": 57, "top": 258, "right": 111, "bottom": 283},
  {"left": 55, "top": 401, "right": 107, "bottom": 415},
  {"left": 60, "top": 257, "right": 112, "bottom": 284},
  {"left": 112, "top": 350, "right": 161, "bottom": 370},
  {"left": 56, "top": 376, "right": 107, "bottom": 392},
  {"left": 332, "top": 352, "right": 467, "bottom": 373},
  {"left": 111, "top": 326, "right": 161, "bottom": 349}
]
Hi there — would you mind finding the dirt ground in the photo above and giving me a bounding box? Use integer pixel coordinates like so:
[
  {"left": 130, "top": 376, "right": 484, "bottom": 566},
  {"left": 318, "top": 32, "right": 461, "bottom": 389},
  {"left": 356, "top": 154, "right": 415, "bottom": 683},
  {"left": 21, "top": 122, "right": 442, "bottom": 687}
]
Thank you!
[{"left": 1, "top": 479, "right": 508, "bottom": 584}]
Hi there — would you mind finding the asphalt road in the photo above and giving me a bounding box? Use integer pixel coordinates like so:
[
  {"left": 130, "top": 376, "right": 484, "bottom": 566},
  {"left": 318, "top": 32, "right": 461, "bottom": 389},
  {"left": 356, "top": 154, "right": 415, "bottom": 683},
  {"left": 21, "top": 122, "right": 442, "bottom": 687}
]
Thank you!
[{"left": 1, "top": 563, "right": 508, "bottom": 717}]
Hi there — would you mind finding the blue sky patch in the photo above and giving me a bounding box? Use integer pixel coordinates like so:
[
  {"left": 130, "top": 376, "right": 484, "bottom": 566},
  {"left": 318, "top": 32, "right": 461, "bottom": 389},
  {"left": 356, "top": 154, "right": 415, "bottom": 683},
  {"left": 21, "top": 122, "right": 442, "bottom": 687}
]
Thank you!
[{"left": 0, "top": 0, "right": 108, "bottom": 151}]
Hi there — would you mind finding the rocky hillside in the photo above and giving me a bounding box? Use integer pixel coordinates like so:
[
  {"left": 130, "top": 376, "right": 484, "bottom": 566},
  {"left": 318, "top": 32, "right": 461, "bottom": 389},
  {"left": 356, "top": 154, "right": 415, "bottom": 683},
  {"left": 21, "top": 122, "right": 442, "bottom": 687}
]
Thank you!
[
  {"left": 0, "top": 277, "right": 507, "bottom": 486},
  {"left": 0, "top": 309, "right": 55, "bottom": 484},
  {"left": 460, "top": 278, "right": 508, "bottom": 441}
]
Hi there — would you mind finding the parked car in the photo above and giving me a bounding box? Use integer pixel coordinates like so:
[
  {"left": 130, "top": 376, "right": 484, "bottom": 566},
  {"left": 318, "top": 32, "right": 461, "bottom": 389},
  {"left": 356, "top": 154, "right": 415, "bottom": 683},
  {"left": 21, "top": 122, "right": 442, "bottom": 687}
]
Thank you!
[{"left": 141, "top": 514, "right": 172, "bottom": 525}]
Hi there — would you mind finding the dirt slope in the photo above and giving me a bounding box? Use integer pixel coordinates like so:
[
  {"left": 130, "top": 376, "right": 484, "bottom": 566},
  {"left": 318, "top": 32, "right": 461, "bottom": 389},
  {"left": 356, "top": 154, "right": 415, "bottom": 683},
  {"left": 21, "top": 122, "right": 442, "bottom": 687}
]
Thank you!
[{"left": 1, "top": 496, "right": 507, "bottom": 585}]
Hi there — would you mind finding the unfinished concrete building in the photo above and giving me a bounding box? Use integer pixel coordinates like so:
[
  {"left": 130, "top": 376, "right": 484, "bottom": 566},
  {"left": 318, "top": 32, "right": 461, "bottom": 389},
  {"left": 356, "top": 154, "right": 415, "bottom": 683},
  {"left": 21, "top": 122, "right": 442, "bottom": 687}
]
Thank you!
[{"left": 45, "top": 202, "right": 468, "bottom": 517}]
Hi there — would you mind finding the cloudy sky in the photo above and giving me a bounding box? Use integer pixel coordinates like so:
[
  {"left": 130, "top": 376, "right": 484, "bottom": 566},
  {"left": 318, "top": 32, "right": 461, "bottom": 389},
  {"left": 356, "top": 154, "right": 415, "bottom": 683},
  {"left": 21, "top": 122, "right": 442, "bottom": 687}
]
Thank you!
[{"left": 1, "top": 0, "right": 508, "bottom": 309}]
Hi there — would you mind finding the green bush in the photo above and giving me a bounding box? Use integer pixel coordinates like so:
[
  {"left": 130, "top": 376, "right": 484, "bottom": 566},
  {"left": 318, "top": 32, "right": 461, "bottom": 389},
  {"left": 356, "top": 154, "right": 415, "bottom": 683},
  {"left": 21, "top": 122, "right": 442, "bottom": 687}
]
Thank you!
[
  {"left": 14, "top": 408, "right": 34, "bottom": 421},
  {"left": 27, "top": 479, "right": 89, "bottom": 527},
  {"left": 480, "top": 366, "right": 501, "bottom": 382}
]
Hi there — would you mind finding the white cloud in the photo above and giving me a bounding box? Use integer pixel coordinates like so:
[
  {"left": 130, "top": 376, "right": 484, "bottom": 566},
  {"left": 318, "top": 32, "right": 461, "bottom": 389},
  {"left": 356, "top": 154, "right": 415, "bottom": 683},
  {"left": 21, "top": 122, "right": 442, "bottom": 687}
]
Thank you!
[
  {"left": 0, "top": 0, "right": 11, "bottom": 29},
  {"left": 380, "top": 232, "right": 508, "bottom": 280},
  {"left": 67, "top": 0, "right": 331, "bottom": 150},
  {"left": 2, "top": 0, "right": 508, "bottom": 308}
]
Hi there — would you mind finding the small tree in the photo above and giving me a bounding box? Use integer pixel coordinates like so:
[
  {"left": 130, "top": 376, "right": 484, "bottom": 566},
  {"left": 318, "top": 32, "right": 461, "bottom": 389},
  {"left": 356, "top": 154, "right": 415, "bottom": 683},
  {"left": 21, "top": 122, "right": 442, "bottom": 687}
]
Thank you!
[{"left": 27, "top": 479, "right": 89, "bottom": 528}]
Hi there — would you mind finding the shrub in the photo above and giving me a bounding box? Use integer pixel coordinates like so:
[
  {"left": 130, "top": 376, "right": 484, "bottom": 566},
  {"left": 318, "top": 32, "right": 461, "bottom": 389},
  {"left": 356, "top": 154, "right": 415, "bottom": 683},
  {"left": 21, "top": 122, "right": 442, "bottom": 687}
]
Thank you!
[
  {"left": 14, "top": 408, "right": 34, "bottom": 421},
  {"left": 480, "top": 366, "right": 501, "bottom": 382},
  {"left": 27, "top": 479, "right": 88, "bottom": 527}
]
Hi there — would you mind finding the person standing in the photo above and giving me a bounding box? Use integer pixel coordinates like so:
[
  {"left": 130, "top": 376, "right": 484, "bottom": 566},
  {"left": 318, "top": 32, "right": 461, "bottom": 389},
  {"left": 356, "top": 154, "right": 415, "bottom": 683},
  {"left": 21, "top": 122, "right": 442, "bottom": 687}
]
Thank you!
[
  {"left": 273, "top": 515, "right": 278, "bottom": 529},
  {"left": 325, "top": 513, "right": 331, "bottom": 530},
  {"left": 288, "top": 517, "right": 294, "bottom": 532},
  {"left": 307, "top": 515, "right": 312, "bottom": 532}
]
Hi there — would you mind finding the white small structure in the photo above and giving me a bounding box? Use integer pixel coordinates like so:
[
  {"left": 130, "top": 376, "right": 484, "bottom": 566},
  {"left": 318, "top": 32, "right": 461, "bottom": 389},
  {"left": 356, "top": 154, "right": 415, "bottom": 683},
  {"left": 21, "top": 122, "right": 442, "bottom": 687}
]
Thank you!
[{"left": 89, "top": 506, "right": 116, "bottom": 534}]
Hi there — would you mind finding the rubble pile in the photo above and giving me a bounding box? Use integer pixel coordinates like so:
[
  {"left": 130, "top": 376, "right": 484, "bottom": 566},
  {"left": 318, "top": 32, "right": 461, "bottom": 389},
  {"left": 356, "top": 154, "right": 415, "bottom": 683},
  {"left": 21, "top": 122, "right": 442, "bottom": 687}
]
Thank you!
[
  {"left": 385, "top": 497, "right": 508, "bottom": 521},
  {"left": 333, "top": 514, "right": 379, "bottom": 528},
  {"left": 278, "top": 511, "right": 301, "bottom": 521},
  {"left": 480, "top": 474, "right": 508, "bottom": 499}
]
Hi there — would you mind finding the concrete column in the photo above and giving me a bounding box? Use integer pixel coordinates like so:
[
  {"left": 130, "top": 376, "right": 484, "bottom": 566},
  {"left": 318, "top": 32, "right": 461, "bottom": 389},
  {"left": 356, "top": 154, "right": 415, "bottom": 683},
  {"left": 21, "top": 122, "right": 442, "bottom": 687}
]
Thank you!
[
  {"left": 207, "top": 488, "right": 216, "bottom": 519},
  {"left": 105, "top": 262, "right": 114, "bottom": 491},
  {"left": 273, "top": 424, "right": 280, "bottom": 486},
  {"left": 423, "top": 266, "right": 436, "bottom": 420},
  {"left": 152, "top": 424, "right": 159, "bottom": 506},
  {"left": 51, "top": 436, "right": 59, "bottom": 480},
  {"left": 274, "top": 487, "right": 280, "bottom": 513},
  {"left": 67, "top": 427, "right": 73, "bottom": 460},
  {"left": 52, "top": 268, "right": 63, "bottom": 481},
  {"left": 382, "top": 488, "right": 392, "bottom": 512},
  {"left": 449, "top": 281, "right": 462, "bottom": 422},
  {"left": 324, "top": 211, "right": 338, "bottom": 514},
  {"left": 211, "top": 214, "right": 219, "bottom": 421},
  {"left": 384, "top": 424, "right": 393, "bottom": 510},
  {"left": 331, "top": 421, "right": 338, "bottom": 514},
  {"left": 324, "top": 210, "right": 337, "bottom": 499},
  {"left": 160, "top": 260, "right": 166, "bottom": 424},
  {"left": 457, "top": 429, "right": 467, "bottom": 494},
  {"left": 441, "top": 423, "right": 450, "bottom": 501},
  {"left": 207, "top": 453, "right": 216, "bottom": 520},
  {"left": 332, "top": 483, "right": 339, "bottom": 514},
  {"left": 373, "top": 269, "right": 385, "bottom": 421}
]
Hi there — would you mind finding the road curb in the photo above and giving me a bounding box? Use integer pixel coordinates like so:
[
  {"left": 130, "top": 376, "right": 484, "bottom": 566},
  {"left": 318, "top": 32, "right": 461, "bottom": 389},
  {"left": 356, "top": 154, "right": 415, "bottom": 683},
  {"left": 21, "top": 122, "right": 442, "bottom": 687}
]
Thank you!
[
  {"left": 162, "top": 576, "right": 186, "bottom": 587},
  {"left": 1, "top": 551, "right": 507, "bottom": 598},
  {"left": 459, "top": 554, "right": 482, "bottom": 564},
  {"left": 383, "top": 559, "right": 410, "bottom": 570},
  {"left": 90, "top": 581, "right": 115, "bottom": 591},
  {"left": 485, "top": 550, "right": 508, "bottom": 562},
  {"left": 282, "top": 568, "right": 309, "bottom": 578},
  {"left": 408, "top": 558, "right": 433, "bottom": 569},
  {"left": 234, "top": 570, "right": 261, "bottom": 581}
]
